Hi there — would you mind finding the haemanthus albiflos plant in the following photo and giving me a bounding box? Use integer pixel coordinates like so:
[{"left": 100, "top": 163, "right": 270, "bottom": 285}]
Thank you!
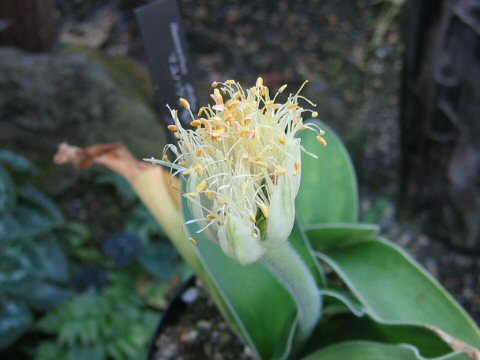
[
  {"left": 145, "top": 78, "right": 326, "bottom": 340},
  {"left": 145, "top": 78, "right": 326, "bottom": 264}
]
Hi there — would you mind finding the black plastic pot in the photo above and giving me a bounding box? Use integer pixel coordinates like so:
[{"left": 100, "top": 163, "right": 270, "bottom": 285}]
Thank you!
[{"left": 146, "top": 275, "right": 197, "bottom": 360}]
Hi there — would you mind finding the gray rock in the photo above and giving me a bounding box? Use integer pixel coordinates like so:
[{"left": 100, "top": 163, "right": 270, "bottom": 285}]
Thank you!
[{"left": 0, "top": 47, "right": 167, "bottom": 192}]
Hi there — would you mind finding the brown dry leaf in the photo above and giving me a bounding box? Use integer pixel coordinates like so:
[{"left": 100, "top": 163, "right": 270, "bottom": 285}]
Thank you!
[{"left": 54, "top": 142, "right": 180, "bottom": 208}]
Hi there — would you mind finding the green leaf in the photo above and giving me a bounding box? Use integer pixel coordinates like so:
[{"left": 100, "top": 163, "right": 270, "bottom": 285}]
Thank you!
[
  {"left": 0, "top": 214, "right": 19, "bottom": 247},
  {"left": 18, "top": 185, "right": 63, "bottom": 225},
  {"left": 183, "top": 196, "right": 298, "bottom": 360},
  {"left": 23, "top": 282, "right": 73, "bottom": 312},
  {"left": 302, "top": 340, "right": 468, "bottom": 360},
  {"left": 305, "top": 312, "right": 453, "bottom": 358},
  {"left": 296, "top": 120, "right": 358, "bottom": 225},
  {"left": 0, "top": 299, "right": 33, "bottom": 349},
  {"left": 315, "top": 238, "right": 480, "bottom": 349},
  {"left": 0, "top": 150, "right": 37, "bottom": 175},
  {"left": 0, "top": 244, "right": 39, "bottom": 294},
  {"left": 0, "top": 164, "right": 16, "bottom": 213},
  {"left": 139, "top": 242, "right": 180, "bottom": 279},
  {"left": 37, "top": 235, "right": 70, "bottom": 283},
  {"left": 14, "top": 204, "right": 59, "bottom": 239},
  {"left": 195, "top": 231, "right": 297, "bottom": 360},
  {"left": 305, "top": 223, "right": 379, "bottom": 252}
]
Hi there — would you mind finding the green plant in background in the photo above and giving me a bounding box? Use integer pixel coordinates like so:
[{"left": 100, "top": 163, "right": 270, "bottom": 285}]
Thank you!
[
  {"left": 35, "top": 273, "right": 158, "bottom": 360},
  {"left": 56, "top": 79, "right": 480, "bottom": 359},
  {"left": 0, "top": 150, "right": 73, "bottom": 350},
  {"left": 0, "top": 149, "right": 185, "bottom": 358}
]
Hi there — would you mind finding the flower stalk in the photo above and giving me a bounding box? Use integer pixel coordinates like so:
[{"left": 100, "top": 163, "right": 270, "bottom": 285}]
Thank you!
[{"left": 261, "top": 242, "right": 321, "bottom": 342}]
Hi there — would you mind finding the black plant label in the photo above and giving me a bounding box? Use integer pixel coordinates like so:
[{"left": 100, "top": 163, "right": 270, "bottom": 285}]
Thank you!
[{"left": 136, "top": 0, "right": 198, "bottom": 142}]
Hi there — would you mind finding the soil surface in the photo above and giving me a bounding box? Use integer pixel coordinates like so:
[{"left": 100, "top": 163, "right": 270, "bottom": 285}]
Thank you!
[{"left": 152, "top": 281, "right": 253, "bottom": 360}]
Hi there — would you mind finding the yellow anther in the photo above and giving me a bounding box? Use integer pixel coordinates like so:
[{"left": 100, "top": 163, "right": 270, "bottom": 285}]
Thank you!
[
  {"left": 174, "top": 132, "right": 181, "bottom": 139},
  {"left": 227, "top": 102, "right": 239, "bottom": 111},
  {"left": 206, "top": 148, "right": 215, "bottom": 155},
  {"left": 207, "top": 214, "right": 217, "bottom": 220},
  {"left": 295, "top": 160, "right": 301, "bottom": 172},
  {"left": 185, "top": 192, "right": 199, "bottom": 199},
  {"left": 196, "top": 180, "right": 208, "bottom": 192},
  {"left": 225, "top": 79, "right": 235, "bottom": 85},
  {"left": 316, "top": 136, "right": 327, "bottom": 147},
  {"left": 240, "top": 129, "right": 251, "bottom": 138},
  {"left": 249, "top": 215, "right": 256, "bottom": 223},
  {"left": 287, "top": 104, "right": 298, "bottom": 110},
  {"left": 195, "top": 164, "right": 204, "bottom": 177},
  {"left": 201, "top": 119, "right": 210, "bottom": 128},
  {"left": 254, "top": 156, "right": 263, "bottom": 161},
  {"left": 189, "top": 237, "right": 198, "bottom": 245},
  {"left": 198, "top": 107, "right": 206, "bottom": 116},
  {"left": 218, "top": 199, "right": 227, "bottom": 206},
  {"left": 212, "top": 127, "right": 225, "bottom": 137},
  {"left": 320, "top": 129, "right": 326, "bottom": 136},
  {"left": 207, "top": 191, "right": 216, "bottom": 200},
  {"left": 211, "top": 81, "right": 219, "bottom": 87},
  {"left": 256, "top": 161, "right": 269, "bottom": 169},
  {"left": 178, "top": 161, "right": 187, "bottom": 166},
  {"left": 278, "top": 84, "right": 287, "bottom": 93},
  {"left": 197, "top": 149, "right": 204, "bottom": 157},
  {"left": 213, "top": 89, "right": 224, "bottom": 105},
  {"left": 167, "top": 124, "right": 178, "bottom": 131},
  {"left": 312, "top": 111, "right": 319, "bottom": 118},
  {"left": 183, "top": 167, "right": 194, "bottom": 175},
  {"left": 256, "top": 77, "right": 264, "bottom": 87},
  {"left": 260, "top": 203, "right": 270, "bottom": 218},
  {"left": 180, "top": 98, "right": 190, "bottom": 110},
  {"left": 244, "top": 118, "right": 252, "bottom": 126},
  {"left": 162, "top": 154, "right": 169, "bottom": 162},
  {"left": 278, "top": 134, "right": 287, "bottom": 145},
  {"left": 190, "top": 119, "right": 202, "bottom": 127}
]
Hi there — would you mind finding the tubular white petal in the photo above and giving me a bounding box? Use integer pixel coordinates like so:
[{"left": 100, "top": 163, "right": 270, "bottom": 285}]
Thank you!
[{"left": 265, "top": 173, "right": 296, "bottom": 249}]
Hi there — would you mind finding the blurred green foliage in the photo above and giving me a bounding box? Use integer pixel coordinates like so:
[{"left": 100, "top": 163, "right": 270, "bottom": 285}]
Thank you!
[
  {"left": 0, "top": 150, "right": 187, "bottom": 358},
  {"left": 35, "top": 273, "right": 158, "bottom": 360},
  {"left": 0, "top": 150, "right": 73, "bottom": 349}
]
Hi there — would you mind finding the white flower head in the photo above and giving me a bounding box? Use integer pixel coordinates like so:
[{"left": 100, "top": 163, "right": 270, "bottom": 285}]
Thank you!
[{"left": 146, "top": 78, "right": 326, "bottom": 265}]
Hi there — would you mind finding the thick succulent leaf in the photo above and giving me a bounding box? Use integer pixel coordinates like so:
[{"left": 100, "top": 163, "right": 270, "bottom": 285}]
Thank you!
[
  {"left": 302, "top": 340, "right": 468, "bottom": 360},
  {"left": 0, "top": 164, "right": 16, "bottom": 213},
  {"left": 321, "top": 288, "right": 365, "bottom": 317},
  {"left": 183, "top": 196, "right": 298, "bottom": 360},
  {"left": 305, "top": 312, "right": 454, "bottom": 358},
  {"left": 305, "top": 223, "right": 379, "bottom": 251},
  {"left": 0, "top": 299, "right": 33, "bottom": 349},
  {"left": 296, "top": 120, "right": 358, "bottom": 225},
  {"left": 314, "top": 238, "right": 480, "bottom": 349}
]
